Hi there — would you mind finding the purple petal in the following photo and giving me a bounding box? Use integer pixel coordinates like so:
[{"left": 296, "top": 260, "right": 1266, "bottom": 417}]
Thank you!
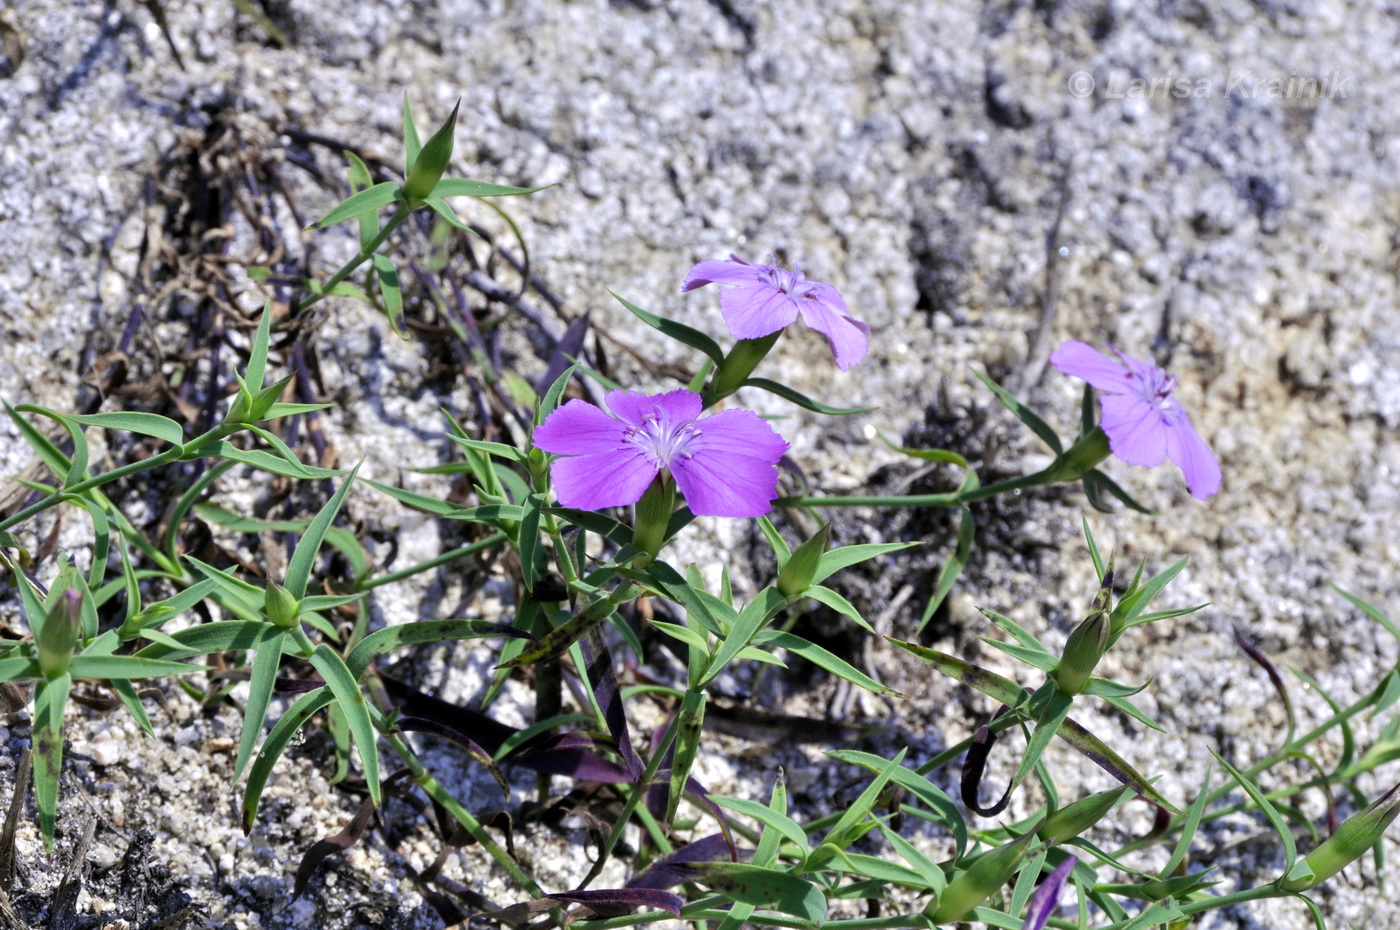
[
  {"left": 534, "top": 399, "right": 629, "bottom": 455},
  {"left": 1022, "top": 856, "right": 1077, "bottom": 930},
  {"left": 550, "top": 451, "right": 657, "bottom": 510},
  {"left": 1163, "top": 414, "right": 1221, "bottom": 499},
  {"left": 681, "top": 255, "right": 765, "bottom": 291},
  {"left": 607, "top": 389, "right": 702, "bottom": 428},
  {"left": 719, "top": 284, "right": 801, "bottom": 340},
  {"left": 1099, "top": 393, "right": 1167, "bottom": 468},
  {"left": 694, "top": 408, "right": 789, "bottom": 461},
  {"left": 1051, "top": 340, "right": 1136, "bottom": 393},
  {"left": 795, "top": 293, "right": 871, "bottom": 370},
  {"left": 672, "top": 413, "right": 785, "bottom": 517}
]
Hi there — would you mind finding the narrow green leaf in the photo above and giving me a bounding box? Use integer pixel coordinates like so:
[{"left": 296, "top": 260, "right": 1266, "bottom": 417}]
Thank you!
[
  {"left": 345, "top": 619, "right": 534, "bottom": 680},
  {"left": 691, "top": 863, "right": 827, "bottom": 926},
  {"left": 284, "top": 463, "right": 361, "bottom": 600},
  {"left": 449, "top": 435, "right": 529, "bottom": 464},
  {"left": 133, "top": 620, "right": 280, "bottom": 660},
  {"left": 753, "top": 631, "right": 899, "bottom": 697},
  {"left": 369, "top": 254, "right": 406, "bottom": 337},
  {"left": 189, "top": 441, "right": 343, "bottom": 479},
  {"left": 821, "top": 748, "right": 907, "bottom": 851},
  {"left": 1334, "top": 585, "right": 1400, "bottom": 641},
  {"left": 33, "top": 673, "right": 70, "bottom": 847},
  {"left": 973, "top": 367, "right": 1062, "bottom": 453},
  {"left": 1213, "top": 751, "right": 1296, "bottom": 875},
  {"left": 918, "top": 505, "right": 973, "bottom": 633},
  {"left": 611, "top": 291, "right": 724, "bottom": 364},
  {"left": 309, "top": 181, "right": 402, "bottom": 229},
  {"left": 243, "top": 687, "right": 334, "bottom": 832},
  {"left": 667, "top": 688, "right": 707, "bottom": 822},
  {"left": 16, "top": 406, "right": 88, "bottom": 487},
  {"left": 812, "top": 542, "right": 920, "bottom": 585},
  {"left": 804, "top": 585, "right": 875, "bottom": 633},
  {"left": 308, "top": 644, "right": 380, "bottom": 807},
  {"left": 260, "top": 402, "right": 335, "bottom": 420},
  {"left": 232, "top": 631, "right": 288, "bottom": 782},
  {"left": 66, "top": 656, "right": 204, "bottom": 680},
  {"left": 713, "top": 796, "right": 809, "bottom": 857},
  {"left": 110, "top": 679, "right": 153, "bottom": 735},
  {"left": 66, "top": 412, "right": 184, "bottom": 446},
  {"left": 703, "top": 587, "right": 788, "bottom": 685},
  {"left": 433, "top": 178, "right": 551, "bottom": 198},
  {"left": 423, "top": 194, "right": 473, "bottom": 232},
  {"left": 1083, "top": 516, "right": 1105, "bottom": 581},
  {"left": 740, "top": 377, "right": 876, "bottom": 415}
]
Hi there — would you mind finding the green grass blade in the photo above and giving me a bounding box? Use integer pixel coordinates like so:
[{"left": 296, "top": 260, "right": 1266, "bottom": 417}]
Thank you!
[
  {"left": 243, "top": 687, "right": 334, "bottom": 832},
  {"left": 284, "top": 464, "right": 360, "bottom": 600},
  {"left": 232, "top": 632, "right": 288, "bottom": 782}
]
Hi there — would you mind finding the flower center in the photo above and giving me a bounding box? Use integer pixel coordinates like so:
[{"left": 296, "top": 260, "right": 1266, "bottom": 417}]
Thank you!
[
  {"left": 626, "top": 405, "right": 701, "bottom": 467},
  {"left": 764, "top": 262, "right": 819, "bottom": 300}
]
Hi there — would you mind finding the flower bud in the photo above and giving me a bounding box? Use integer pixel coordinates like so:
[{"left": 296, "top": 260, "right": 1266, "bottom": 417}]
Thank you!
[
  {"left": 403, "top": 102, "right": 460, "bottom": 202},
  {"left": 1281, "top": 782, "right": 1400, "bottom": 892},
  {"left": 777, "top": 524, "right": 831, "bottom": 599},
  {"left": 1052, "top": 569, "right": 1115, "bottom": 697},
  {"left": 36, "top": 590, "right": 82, "bottom": 680},
  {"left": 1038, "top": 785, "right": 1132, "bottom": 845},
  {"left": 1062, "top": 426, "right": 1112, "bottom": 473},
  {"left": 927, "top": 823, "right": 1041, "bottom": 923},
  {"left": 263, "top": 580, "right": 302, "bottom": 629}
]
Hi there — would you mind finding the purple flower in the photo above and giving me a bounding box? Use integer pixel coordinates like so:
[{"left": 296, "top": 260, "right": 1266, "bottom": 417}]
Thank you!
[
  {"left": 532, "top": 389, "right": 789, "bottom": 518},
  {"left": 1051, "top": 340, "right": 1221, "bottom": 500},
  {"left": 1021, "top": 856, "right": 1077, "bottom": 930},
  {"left": 681, "top": 255, "right": 870, "bottom": 371}
]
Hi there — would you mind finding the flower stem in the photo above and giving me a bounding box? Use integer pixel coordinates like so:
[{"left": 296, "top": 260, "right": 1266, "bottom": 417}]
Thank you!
[{"left": 297, "top": 203, "right": 411, "bottom": 313}]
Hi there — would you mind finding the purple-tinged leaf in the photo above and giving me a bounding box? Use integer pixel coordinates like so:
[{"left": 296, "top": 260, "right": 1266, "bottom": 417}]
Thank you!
[
  {"left": 396, "top": 716, "right": 510, "bottom": 796},
  {"left": 546, "top": 888, "right": 683, "bottom": 918},
  {"left": 580, "top": 624, "right": 642, "bottom": 780},
  {"left": 380, "top": 674, "right": 518, "bottom": 753},
  {"left": 293, "top": 796, "right": 379, "bottom": 901},
  {"left": 962, "top": 706, "right": 1016, "bottom": 816},
  {"left": 1022, "top": 856, "right": 1077, "bottom": 930},
  {"left": 510, "top": 733, "right": 632, "bottom": 783},
  {"left": 1234, "top": 625, "right": 1296, "bottom": 740},
  {"left": 626, "top": 834, "right": 744, "bottom": 890},
  {"left": 537, "top": 312, "right": 590, "bottom": 398}
]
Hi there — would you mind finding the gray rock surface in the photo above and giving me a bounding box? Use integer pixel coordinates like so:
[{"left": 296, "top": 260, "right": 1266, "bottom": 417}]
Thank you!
[{"left": 2, "top": 0, "right": 1399, "bottom": 927}]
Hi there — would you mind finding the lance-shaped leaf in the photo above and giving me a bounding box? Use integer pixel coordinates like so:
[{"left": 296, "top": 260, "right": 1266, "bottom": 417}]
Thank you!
[
  {"left": 308, "top": 181, "right": 402, "bottom": 230},
  {"left": 974, "top": 368, "right": 1062, "bottom": 453},
  {"left": 627, "top": 834, "right": 738, "bottom": 889},
  {"left": 309, "top": 645, "right": 381, "bottom": 807},
  {"left": 689, "top": 862, "right": 826, "bottom": 925},
  {"left": 244, "top": 687, "right": 334, "bottom": 832},
  {"left": 666, "top": 689, "right": 706, "bottom": 822},
  {"left": 544, "top": 889, "right": 683, "bottom": 918},
  {"left": 579, "top": 625, "right": 641, "bottom": 780},
  {"left": 498, "top": 585, "right": 638, "bottom": 669},
  {"left": 919, "top": 505, "right": 974, "bottom": 633},
  {"left": 434, "top": 178, "right": 553, "bottom": 198},
  {"left": 739, "top": 377, "right": 875, "bottom": 416},
  {"left": 232, "top": 630, "right": 288, "bottom": 783},
  {"left": 32, "top": 673, "right": 70, "bottom": 847},
  {"left": 612, "top": 291, "right": 724, "bottom": 364},
  {"left": 753, "top": 630, "right": 899, "bottom": 697},
  {"left": 345, "top": 619, "right": 534, "bottom": 680},
  {"left": 285, "top": 464, "right": 361, "bottom": 600},
  {"left": 370, "top": 254, "right": 406, "bottom": 337}
]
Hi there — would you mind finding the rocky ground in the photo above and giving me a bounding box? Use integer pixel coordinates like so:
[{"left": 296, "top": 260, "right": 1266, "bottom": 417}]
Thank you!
[{"left": 2, "top": 0, "right": 1400, "bottom": 927}]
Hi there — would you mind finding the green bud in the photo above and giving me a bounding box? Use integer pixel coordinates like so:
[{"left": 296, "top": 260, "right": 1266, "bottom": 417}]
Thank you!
[
  {"left": 1038, "top": 785, "right": 1132, "bottom": 845},
  {"left": 36, "top": 590, "right": 81, "bottom": 680},
  {"left": 707, "top": 332, "right": 781, "bottom": 402},
  {"left": 927, "top": 823, "right": 1041, "bottom": 923},
  {"left": 263, "top": 581, "right": 302, "bottom": 629},
  {"left": 1052, "top": 567, "right": 1115, "bottom": 696},
  {"left": 1281, "top": 782, "right": 1400, "bottom": 892},
  {"left": 777, "top": 523, "right": 831, "bottom": 599},
  {"left": 225, "top": 375, "right": 293, "bottom": 426},
  {"left": 402, "top": 101, "right": 460, "bottom": 202},
  {"left": 631, "top": 477, "right": 675, "bottom": 565}
]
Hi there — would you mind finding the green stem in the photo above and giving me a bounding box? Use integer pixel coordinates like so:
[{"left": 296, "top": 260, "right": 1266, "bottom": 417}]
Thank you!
[
  {"left": 356, "top": 532, "right": 509, "bottom": 591},
  {"left": 298, "top": 204, "right": 411, "bottom": 313},
  {"left": 577, "top": 712, "right": 682, "bottom": 891},
  {"left": 1174, "top": 883, "right": 1284, "bottom": 917},
  {"left": 383, "top": 728, "right": 544, "bottom": 896},
  {"left": 575, "top": 907, "right": 930, "bottom": 930}
]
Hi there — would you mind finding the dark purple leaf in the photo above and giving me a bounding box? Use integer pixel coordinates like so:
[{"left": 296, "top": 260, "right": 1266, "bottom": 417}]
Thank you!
[
  {"left": 537, "top": 311, "right": 590, "bottom": 397},
  {"left": 962, "top": 706, "right": 1015, "bottom": 816},
  {"left": 626, "top": 834, "right": 743, "bottom": 890},
  {"left": 546, "top": 887, "right": 683, "bottom": 918},
  {"left": 579, "top": 624, "right": 642, "bottom": 780},
  {"left": 1234, "top": 625, "right": 1296, "bottom": 736},
  {"left": 293, "top": 796, "right": 378, "bottom": 901},
  {"left": 1022, "top": 855, "right": 1077, "bottom": 930},
  {"left": 380, "top": 674, "right": 518, "bottom": 753},
  {"left": 396, "top": 715, "right": 510, "bottom": 796}
]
